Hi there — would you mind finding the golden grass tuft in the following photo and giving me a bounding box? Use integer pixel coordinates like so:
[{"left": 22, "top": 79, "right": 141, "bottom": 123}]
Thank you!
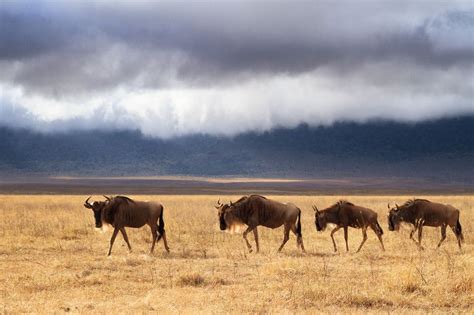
[
  {"left": 0, "top": 194, "right": 472, "bottom": 313},
  {"left": 178, "top": 273, "right": 206, "bottom": 287}
]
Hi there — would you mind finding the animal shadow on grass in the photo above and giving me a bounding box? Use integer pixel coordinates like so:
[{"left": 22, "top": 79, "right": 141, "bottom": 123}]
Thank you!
[
  {"left": 300, "top": 251, "right": 335, "bottom": 258},
  {"left": 156, "top": 248, "right": 216, "bottom": 260}
]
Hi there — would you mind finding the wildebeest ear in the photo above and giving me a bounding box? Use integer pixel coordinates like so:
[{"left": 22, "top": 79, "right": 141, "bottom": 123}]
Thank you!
[{"left": 395, "top": 203, "right": 399, "bottom": 209}]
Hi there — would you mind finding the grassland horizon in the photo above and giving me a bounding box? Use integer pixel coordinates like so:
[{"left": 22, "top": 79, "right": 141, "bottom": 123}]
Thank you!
[
  {"left": 1, "top": 176, "right": 472, "bottom": 195},
  {"left": 0, "top": 194, "right": 472, "bottom": 313}
]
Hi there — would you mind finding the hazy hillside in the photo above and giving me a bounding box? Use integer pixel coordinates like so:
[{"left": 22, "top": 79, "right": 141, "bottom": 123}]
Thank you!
[{"left": 1, "top": 116, "right": 473, "bottom": 182}]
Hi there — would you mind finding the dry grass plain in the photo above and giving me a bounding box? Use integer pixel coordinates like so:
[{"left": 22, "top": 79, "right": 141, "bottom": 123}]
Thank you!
[{"left": 0, "top": 195, "right": 472, "bottom": 314}]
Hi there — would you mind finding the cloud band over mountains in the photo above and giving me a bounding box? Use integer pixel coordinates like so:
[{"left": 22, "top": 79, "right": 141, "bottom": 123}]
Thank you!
[{"left": 0, "top": 1, "right": 473, "bottom": 137}]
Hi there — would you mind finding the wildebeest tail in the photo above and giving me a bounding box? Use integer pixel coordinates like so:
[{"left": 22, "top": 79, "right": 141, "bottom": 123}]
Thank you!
[
  {"left": 375, "top": 221, "right": 384, "bottom": 235},
  {"left": 456, "top": 219, "right": 464, "bottom": 242},
  {"left": 157, "top": 206, "right": 165, "bottom": 242},
  {"left": 296, "top": 209, "right": 302, "bottom": 237}
]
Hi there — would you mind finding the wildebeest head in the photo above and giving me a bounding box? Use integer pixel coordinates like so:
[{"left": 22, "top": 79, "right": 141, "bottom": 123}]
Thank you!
[
  {"left": 312, "top": 205, "right": 326, "bottom": 231},
  {"left": 216, "top": 199, "right": 245, "bottom": 232},
  {"left": 387, "top": 203, "right": 401, "bottom": 231},
  {"left": 84, "top": 196, "right": 108, "bottom": 228},
  {"left": 215, "top": 199, "right": 231, "bottom": 230}
]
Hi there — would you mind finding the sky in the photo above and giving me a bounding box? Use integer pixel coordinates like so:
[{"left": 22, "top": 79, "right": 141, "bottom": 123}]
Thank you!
[{"left": 0, "top": 0, "right": 473, "bottom": 138}]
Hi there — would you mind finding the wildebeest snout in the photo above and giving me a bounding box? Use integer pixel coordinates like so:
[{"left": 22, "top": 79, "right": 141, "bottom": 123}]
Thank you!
[
  {"left": 219, "top": 216, "right": 227, "bottom": 230},
  {"left": 388, "top": 215, "right": 395, "bottom": 231},
  {"left": 388, "top": 221, "right": 394, "bottom": 231},
  {"left": 315, "top": 218, "right": 322, "bottom": 231},
  {"left": 93, "top": 210, "right": 102, "bottom": 228}
]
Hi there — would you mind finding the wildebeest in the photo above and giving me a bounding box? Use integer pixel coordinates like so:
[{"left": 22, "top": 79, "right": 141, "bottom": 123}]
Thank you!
[
  {"left": 216, "top": 195, "right": 305, "bottom": 253},
  {"left": 84, "top": 196, "right": 170, "bottom": 255},
  {"left": 313, "top": 200, "right": 385, "bottom": 253},
  {"left": 387, "top": 199, "right": 464, "bottom": 250}
]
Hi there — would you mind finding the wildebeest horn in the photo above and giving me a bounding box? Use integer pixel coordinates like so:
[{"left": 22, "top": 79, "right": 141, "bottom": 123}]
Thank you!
[
  {"left": 103, "top": 195, "right": 111, "bottom": 201},
  {"left": 215, "top": 198, "right": 222, "bottom": 209},
  {"left": 84, "top": 196, "right": 93, "bottom": 209},
  {"left": 387, "top": 203, "right": 391, "bottom": 209},
  {"left": 312, "top": 205, "right": 319, "bottom": 213},
  {"left": 230, "top": 200, "right": 234, "bottom": 206}
]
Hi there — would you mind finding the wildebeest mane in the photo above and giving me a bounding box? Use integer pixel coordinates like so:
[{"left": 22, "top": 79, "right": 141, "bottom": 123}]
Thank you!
[
  {"left": 229, "top": 195, "right": 257, "bottom": 223},
  {"left": 102, "top": 196, "right": 134, "bottom": 224},
  {"left": 102, "top": 203, "right": 115, "bottom": 224},
  {"left": 322, "top": 200, "right": 354, "bottom": 213},
  {"left": 114, "top": 196, "right": 135, "bottom": 203},
  {"left": 232, "top": 196, "right": 249, "bottom": 204},
  {"left": 334, "top": 200, "right": 354, "bottom": 207},
  {"left": 249, "top": 194, "right": 267, "bottom": 199},
  {"left": 401, "top": 198, "right": 430, "bottom": 209}
]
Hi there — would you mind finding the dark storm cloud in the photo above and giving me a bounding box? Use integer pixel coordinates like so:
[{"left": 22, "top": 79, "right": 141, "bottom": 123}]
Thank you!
[
  {"left": 1, "top": 1, "right": 473, "bottom": 93},
  {"left": 0, "top": 1, "right": 473, "bottom": 137}
]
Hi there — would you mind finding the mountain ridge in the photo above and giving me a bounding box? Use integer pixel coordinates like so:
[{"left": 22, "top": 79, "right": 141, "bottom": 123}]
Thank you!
[{"left": 1, "top": 116, "right": 473, "bottom": 183}]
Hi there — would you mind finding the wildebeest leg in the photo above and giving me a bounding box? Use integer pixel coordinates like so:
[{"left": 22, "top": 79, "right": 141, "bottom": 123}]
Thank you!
[
  {"left": 149, "top": 224, "right": 158, "bottom": 254},
  {"left": 120, "top": 228, "right": 132, "bottom": 252},
  {"left": 409, "top": 226, "right": 418, "bottom": 244},
  {"left": 161, "top": 231, "right": 170, "bottom": 252},
  {"left": 370, "top": 224, "right": 385, "bottom": 251},
  {"left": 329, "top": 226, "right": 340, "bottom": 252},
  {"left": 253, "top": 228, "right": 260, "bottom": 253},
  {"left": 277, "top": 223, "right": 291, "bottom": 252},
  {"left": 290, "top": 224, "right": 306, "bottom": 253},
  {"left": 449, "top": 225, "right": 462, "bottom": 250},
  {"left": 290, "top": 224, "right": 299, "bottom": 249},
  {"left": 437, "top": 225, "right": 447, "bottom": 248},
  {"left": 243, "top": 226, "right": 255, "bottom": 253},
  {"left": 417, "top": 224, "right": 424, "bottom": 250},
  {"left": 298, "top": 236, "right": 306, "bottom": 253},
  {"left": 356, "top": 227, "right": 368, "bottom": 253},
  {"left": 343, "top": 226, "right": 349, "bottom": 252},
  {"left": 108, "top": 227, "right": 120, "bottom": 256}
]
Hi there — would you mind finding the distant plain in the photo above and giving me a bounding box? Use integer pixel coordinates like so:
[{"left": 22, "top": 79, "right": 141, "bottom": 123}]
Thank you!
[{"left": 0, "top": 176, "right": 472, "bottom": 195}]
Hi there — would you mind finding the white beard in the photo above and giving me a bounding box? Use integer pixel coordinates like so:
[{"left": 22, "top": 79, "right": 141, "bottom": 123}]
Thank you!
[
  {"left": 95, "top": 224, "right": 110, "bottom": 233},
  {"left": 327, "top": 223, "right": 337, "bottom": 229},
  {"left": 226, "top": 222, "right": 247, "bottom": 234}
]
